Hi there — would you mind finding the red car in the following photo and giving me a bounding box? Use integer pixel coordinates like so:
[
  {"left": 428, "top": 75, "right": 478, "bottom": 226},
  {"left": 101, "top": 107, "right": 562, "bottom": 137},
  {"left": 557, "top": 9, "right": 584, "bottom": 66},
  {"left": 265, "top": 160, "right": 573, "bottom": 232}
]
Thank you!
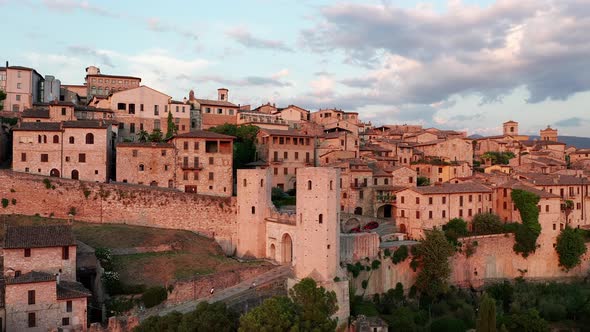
[
  {"left": 363, "top": 222, "right": 379, "bottom": 230},
  {"left": 349, "top": 227, "right": 361, "bottom": 233}
]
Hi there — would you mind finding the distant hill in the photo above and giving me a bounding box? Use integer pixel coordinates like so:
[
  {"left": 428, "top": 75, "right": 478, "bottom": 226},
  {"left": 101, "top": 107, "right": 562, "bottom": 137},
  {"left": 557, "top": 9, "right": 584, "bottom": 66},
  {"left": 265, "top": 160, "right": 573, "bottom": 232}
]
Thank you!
[{"left": 468, "top": 134, "right": 590, "bottom": 148}]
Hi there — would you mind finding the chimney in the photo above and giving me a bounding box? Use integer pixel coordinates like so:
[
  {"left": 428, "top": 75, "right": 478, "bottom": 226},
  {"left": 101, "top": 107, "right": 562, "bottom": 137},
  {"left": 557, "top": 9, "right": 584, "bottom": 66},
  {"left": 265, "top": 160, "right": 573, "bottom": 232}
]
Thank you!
[{"left": 5, "top": 61, "right": 8, "bottom": 68}]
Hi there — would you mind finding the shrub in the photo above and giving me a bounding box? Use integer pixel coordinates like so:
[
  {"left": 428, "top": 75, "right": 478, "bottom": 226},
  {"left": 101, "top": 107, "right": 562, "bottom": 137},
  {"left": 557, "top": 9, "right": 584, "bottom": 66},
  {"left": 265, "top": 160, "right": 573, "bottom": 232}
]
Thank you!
[
  {"left": 556, "top": 226, "right": 587, "bottom": 271},
  {"left": 443, "top": 218, "right": 468, "bottom": 245},
  {"left": 43, "top": 178, "right": 52, "bottom": 189},
  {"left": 417, "top": 176, "right": 431, "bottom": 186},
  {"left": 392, "top": 245, "right": 409, "bottom": 264},
  {"left": 511, "top": 189, "right": 541, "bottom": 257},
  {"left": 384, "top": 248, "right": 391, "bottom": 257},
  {"left": 472, "top": 213, "right": 504, "bottom": 235},
  {"left": 141, "top": 286, "right": 168, "bottom": 308},
  {"left": 105, "top": 297, "right": 135, "bottom": 317},
  {"left": 1, "top": 198, "right": 8, "bottom": 208},
  {"left": 371, "top": 260, "right": 381, "bottom": 270},
  {"left": 430, "top": 317, "right": 467, "bottom": 332},
  {"left": 83, "top": 189, "right": 91, "bottom": 199}
]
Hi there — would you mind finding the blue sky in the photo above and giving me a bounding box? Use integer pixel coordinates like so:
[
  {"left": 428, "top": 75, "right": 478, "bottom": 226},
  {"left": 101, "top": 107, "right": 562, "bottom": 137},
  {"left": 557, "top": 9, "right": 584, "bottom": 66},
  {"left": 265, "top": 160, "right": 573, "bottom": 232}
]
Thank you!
[{"left": 1, "top": 0, "right": 589, "bottom": 137}]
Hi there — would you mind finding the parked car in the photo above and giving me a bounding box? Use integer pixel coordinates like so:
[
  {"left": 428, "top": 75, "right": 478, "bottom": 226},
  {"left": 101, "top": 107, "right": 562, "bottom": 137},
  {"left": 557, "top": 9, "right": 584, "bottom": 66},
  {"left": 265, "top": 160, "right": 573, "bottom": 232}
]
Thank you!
[
  {"left": 363, "top": 221, "right": 379, "bottom": 230},
  {"left": 349, "top": 227, "right": 361, "bottom": 233}
]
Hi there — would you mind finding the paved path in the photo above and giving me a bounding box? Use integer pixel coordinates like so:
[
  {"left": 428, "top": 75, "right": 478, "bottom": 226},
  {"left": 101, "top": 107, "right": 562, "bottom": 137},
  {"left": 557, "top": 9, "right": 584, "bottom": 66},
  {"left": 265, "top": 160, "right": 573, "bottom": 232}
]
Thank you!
[{"left": 139, "top": 265, "right": 293, "bottom": 321}]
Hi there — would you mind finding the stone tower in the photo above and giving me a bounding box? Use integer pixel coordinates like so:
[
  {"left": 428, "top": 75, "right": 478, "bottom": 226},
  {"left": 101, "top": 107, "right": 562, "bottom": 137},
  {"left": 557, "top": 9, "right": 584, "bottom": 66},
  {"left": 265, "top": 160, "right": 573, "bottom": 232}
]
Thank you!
[
  {"left": 218, "top": 88, "right": 229, "bottom": 101},
  {"left": 540, "top": 126, "right": 558, "bottom": 141},
  {"left": 503, "top": 120, "right": 518, "bottom": 136},
  {"left": 236, "top": 168, "right": 272, "bottom": 258},
  {"left": 294, "top": 167, "right": 341, "bottom": 282}
]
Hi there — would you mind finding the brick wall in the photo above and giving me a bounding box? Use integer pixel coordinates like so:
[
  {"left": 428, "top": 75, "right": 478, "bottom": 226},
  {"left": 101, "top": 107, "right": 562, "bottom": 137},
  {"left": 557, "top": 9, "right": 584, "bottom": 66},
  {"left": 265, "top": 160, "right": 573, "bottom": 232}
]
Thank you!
[{"left": 0, "top": 170, "right": 237, "bottom": 253}]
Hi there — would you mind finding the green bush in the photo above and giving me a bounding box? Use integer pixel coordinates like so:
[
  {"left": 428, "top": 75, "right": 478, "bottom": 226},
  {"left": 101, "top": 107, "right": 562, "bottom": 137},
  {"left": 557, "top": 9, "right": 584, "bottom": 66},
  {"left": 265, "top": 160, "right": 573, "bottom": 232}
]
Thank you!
[
  {"left": 1, "top": 198, "right": 8, "bottom": 208},
  {"left": 556, "top": 226, "right": 587, "bottom": 271},
  {"left": 511, "top": 189, "right": 541, "bottom": 257},
  {"left": 443, "top": 218, "right": 468, "bottom": 245},
  {"left": 141, "top": 286, "right": 168, "bottom": 308},
  {"left": 417, "top": 176, "right": 431, "bottom": 186},
  {"left": 472, "top": 213, "right": 505, "bottom": 235},
  {"left": 43, "top": 178, "right": 52, "bottom": 189},
  {"left": 392, "top": 245, "right": 409, "bottom": 264},
  {"left": 371, "top": 260, "right": 381, "bottom": 270},
  {"left": 430, "top": 317, "right": 467, "bottom": 332}
]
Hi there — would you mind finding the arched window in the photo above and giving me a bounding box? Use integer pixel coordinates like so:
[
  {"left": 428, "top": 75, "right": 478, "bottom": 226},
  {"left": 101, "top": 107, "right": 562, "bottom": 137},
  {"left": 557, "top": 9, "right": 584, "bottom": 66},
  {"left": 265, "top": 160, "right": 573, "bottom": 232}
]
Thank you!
[
  {"left": 43, "top": 135, "right": 47, "bottom": 143},
  {"left": 260, "top": 179, "right": 264, "bottom": 187},
  {"left": 243, "top": 179, "right": 247, "bottom": 187},
  {"left": 37, "top": 135, "right": 41, "bottom": 143},
  {"left": 330, "top": 180, "right": 333, "bottom": 190},
  {"left": 85, "top": 133, "right": 94, "bottom": 144},
  {"left": 53, "top": 135, "right": 59, "bottom": 144},
  {"left": 251, "top": 206, "right": 256, "bottom": 214},
  {"left": 139, "top": 164, "right": 145, "bottom": 171},
  {"left": 69, "top": 136, "right": 75, "bottom": 144},
  {"left": 307, "top": 180, "right": 312, "bottom": 190},
  {"left": 319, "top": 214, "right": 323, "bottom": 224}
]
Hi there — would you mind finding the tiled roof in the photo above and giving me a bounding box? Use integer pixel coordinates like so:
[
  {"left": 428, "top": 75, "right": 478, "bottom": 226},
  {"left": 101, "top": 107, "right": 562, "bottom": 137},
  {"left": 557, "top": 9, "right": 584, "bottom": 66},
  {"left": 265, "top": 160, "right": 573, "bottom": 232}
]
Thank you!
[
  {"left": 259, "top": 128, "right": 314, "bottom": 137},
  {"left": 4, "top": 225, "right": 76, "bottom": 249},
  {"left": 13, "top": 122, "right": 61, "bottom": 131},
  {"left": 62, "top": 120, "right": 109, "bottom": 129},
  {"left": 195, "top": 99, "right": 238, "bottom": 108},
  {"left": 360, "top": 144, "right": 390, "bottom": 152},
  {"left": 173, "top": 130, "right": 235, "bottom": 139},
  {"left": 6, "top": 271, "right": 55, "bottom": 285},
  {"left": 86, "top": 73, "right": 141, "bottom": 80},
  {"left": 372, "top": 168, "right": 390, "bottom": 177},
  {"left": 413, "top": 182, "right": 493, "bottom": 194},
  {"left": 518, "top": 173, "right": 590, "bottom": 186},
  {"left": 372, "top": 185, "right": 408, "bottom": 191},
  {"left": 572, "top": 149, "right": 590, "bottom": 155},
  {"left": 22, "top": 108, "right": 50, "bottom": 118},
  {"left": 57, "top": 281, "right": 92, "bottom": 299},
  {"left": 74, "top": 105, "right": 113, "bottom": 113},
  {"left": 117, "top": 142, "right": 175, "bottom": 148}
]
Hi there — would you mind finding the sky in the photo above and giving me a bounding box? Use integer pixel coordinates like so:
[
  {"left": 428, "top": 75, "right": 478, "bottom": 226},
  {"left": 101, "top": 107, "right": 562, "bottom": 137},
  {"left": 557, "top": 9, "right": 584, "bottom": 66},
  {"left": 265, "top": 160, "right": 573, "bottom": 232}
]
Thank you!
[{"left": 1, "top": 0, "right": 589, "bottom": 137}]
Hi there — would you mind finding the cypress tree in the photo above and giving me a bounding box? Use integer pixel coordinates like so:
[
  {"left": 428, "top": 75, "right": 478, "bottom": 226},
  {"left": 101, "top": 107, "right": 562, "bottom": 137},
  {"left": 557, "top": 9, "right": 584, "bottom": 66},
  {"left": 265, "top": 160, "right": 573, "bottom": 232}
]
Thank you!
[{"left": 476, "top": 293, "right": 497, "bottom": 332}]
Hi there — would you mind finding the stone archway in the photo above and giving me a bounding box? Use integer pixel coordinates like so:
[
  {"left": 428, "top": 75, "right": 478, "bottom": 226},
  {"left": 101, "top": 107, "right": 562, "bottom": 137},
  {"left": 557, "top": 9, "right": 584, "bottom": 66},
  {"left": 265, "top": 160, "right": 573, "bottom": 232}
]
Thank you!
[
  {"left": 71, "top": 169, "right": 79, "bottom": 180},
  {"left": 377, "top": 204, "right": 393, "bottom": 218},
  {"left": 343, "top": 218, "right": 361, "bottom": 233},
  {"left": 270, "top": 244, "right": 276, "bottom": 261},
  {"left": 50, "top": 169, "right": 60, "bottom": 177},
  {"left": 281, "top": 233, "right": 293, "bottom": 263}
]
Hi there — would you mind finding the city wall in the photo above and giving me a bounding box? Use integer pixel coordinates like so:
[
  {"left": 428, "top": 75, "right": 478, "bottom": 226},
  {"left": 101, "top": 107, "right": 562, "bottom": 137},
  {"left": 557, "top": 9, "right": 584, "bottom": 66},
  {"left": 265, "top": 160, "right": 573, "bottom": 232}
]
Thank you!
[
  {"left": 352, "top": 233, "right": 590, "bottom": 296},
  {"left": 0, "top": 170, "right": 237, "bottom": 253}
]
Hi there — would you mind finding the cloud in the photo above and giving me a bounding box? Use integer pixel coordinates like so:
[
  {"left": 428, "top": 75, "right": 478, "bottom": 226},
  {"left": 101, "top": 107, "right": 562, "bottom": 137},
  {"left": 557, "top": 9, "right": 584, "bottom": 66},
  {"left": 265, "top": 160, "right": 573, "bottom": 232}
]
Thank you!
[
  {"left": 226, "top": 27, "right": 293, "bottom": 52},
  {"left": 300, "top": 1, "right": 590, "bottom": 107},
  {"left": 447, "top": 113, "right": 485, "bottom": 122},
  {"left": 67, "top": 45, "right": 115, "bottom": 68},
  {"left": 199, "top": 75, "right": 292, "bottom": 88},
  {"left": 554, "top": 117, "right": 586, "bottom": 127},
  {"left": 42, "top": 0, "right": 117, "bottom": 17},
  {"left": 145, "top": 17, "right": 199, "bottom": 40}
]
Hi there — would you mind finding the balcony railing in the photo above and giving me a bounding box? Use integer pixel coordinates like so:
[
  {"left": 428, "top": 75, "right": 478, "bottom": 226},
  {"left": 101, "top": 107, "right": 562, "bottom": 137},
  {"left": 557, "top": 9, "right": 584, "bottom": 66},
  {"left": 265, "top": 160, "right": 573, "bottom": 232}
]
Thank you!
[
  {"left": 376, "top": 194, "right": 397, "bottom": 203},
  {"left": 350, "top": 182, "right": 368, "bottom": 189}
]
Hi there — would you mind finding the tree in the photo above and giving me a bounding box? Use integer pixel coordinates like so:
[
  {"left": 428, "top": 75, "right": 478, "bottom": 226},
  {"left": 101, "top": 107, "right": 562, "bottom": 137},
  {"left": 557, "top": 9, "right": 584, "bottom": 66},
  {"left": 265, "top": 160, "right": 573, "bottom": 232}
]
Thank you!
[
  {"left": 166, "top": 111, "right": 178, "bottom": 139},
  {"left": 417, "top": 176, "right": 430, "bottom": 186},
  {"left": 413, "top": 229, "right": 455, "bottom": 297},
  {"left": 388, "top": 306, "right": 416, "bottom": 331},
  {"left": 505, "top": 309, "right": 548, "bottom": 332},
  {"left": 149, "top": 129, "right": 163, "bottom": 143},
  {"left": 443, "top": 218, "right": 468, "bottom": 245},
  {"left": 137, "top": 130, "right": 149, "bottom": 142},
  {"left": 178, "top": 302, "right": 238, "bottom": 332},
  {"left": 289, "top": 278, "right": 338, "bottom": 331},
  {"left": 556, "top": 226, "right": 587, "bottom": 271},
  {"left": 472, "top": 213, "right": 505, "bottom": 235},
  {"left": 239, "top": 296, "right": 297, "bottom": 332},
  {"left": 511, "top": 189, "right": 541, "bottom": 257},
  {"left": 391, "top": 245, "right": 409, "bottom": 264},
  {"left": 0, "top": 89, "right": 6, "bottom": 111},
  {"left": 209, "top": 124, "right": 259, "bottom": 175},
  {"left": 134, "top": 311, "right": 183, "bottom": 332},
  {"left": 476, "top": 293, "right": 497, "bottom": 332}
]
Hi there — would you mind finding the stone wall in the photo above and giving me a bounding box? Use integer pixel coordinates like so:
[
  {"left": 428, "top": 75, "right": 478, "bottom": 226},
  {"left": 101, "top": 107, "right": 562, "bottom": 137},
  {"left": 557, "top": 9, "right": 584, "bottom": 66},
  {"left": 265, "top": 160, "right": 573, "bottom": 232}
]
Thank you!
[
  {"left": 0, "top": 170, "right": 237, "bottom": 253},
  {"left": 340, "top": 233, "right": 380, "bottom": 262},
  {"left": 166, "top": 265, "right": 274, "bottom": 304}
]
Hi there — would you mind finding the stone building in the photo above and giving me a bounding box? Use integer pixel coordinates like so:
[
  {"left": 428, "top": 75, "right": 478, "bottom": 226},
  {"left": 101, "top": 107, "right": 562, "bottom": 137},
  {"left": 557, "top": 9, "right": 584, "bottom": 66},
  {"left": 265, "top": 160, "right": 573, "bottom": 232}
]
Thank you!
[
  {"left": 255, "top": 128, "right": 316, "bottom": 191},
  {"left": 2, "top": 225, "right": 91, "bottom": 331},
  {"left": 411, "top": 160, "right": 472, "bottom": 184},
  {"left": 0, "top": 63, "right": 44, "bottom": 113},
  {"left": 12, "top": 120, "right": 114, "bottom": 182},
  {"left": 540, "top": 125, "right": 558, "bottom": 141},
  {"left": 84, "top": 66, "right": 141, "bottom": 99},
  {"left": 116, "top": 130, "right": 234, "bottom": 196},
  {"left": 236, "top": 167, "right": 350, "bottom": 325},
  {"left": 395, "top": 182, "right": 494, "bottom": 238},
  {"left": 189, "top": 88, "right": 239, "bottom": 129}
]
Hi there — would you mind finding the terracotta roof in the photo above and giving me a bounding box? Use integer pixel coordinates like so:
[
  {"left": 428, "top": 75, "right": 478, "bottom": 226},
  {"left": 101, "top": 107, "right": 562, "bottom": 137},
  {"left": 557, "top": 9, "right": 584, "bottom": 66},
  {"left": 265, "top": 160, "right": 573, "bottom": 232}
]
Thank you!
[
  {"left": 360, "top": 144, "right": 390, "bottom": 152},
  {"left": 195, "top": 99, "right": 238, "bottom": 108},
  {"left": 4, "top": 225, "right": 76, "bottom": 249},
  {"left": 62, "top": 120, "right": 110, "bottom": 129},
  {"left": 509, "top": 183, "right": 560, "bottom": 199},
  {"left": 22, "top": 108, "right": 50, "bottom": 118},
  {"left": 86, "top": 73, "right": 141, "bottom": 81},
  {"left": 74, "top": 105, "right": 113, "bottom": 113},
  {"left": 14, "top": 122, "right": 62, "bottom": 131},
  {"left": 259, "top": 128, "right": 314, "bottom": 137},
  {"left": 518, "top": 173, "right": 590, "bottom": 186},
  {"left": 117, "top": 142, "right": 174, "bottom": 148},
  {"left": 173, "top": 130, "right": 235, "bottom": 140},
  {"left": 372, "top": 168, "right": 390, "bottom": 177},
  {"left": 412, "top": 182, "right": 493, "bottom": 194},
  {"left": 57, "top": 281, "right": 92, "bottom": 299},
  {"left": 6, "top": 271, "right": 56, "bottom": 285},
  {"left": 372, "top": 185, "right": 408, "bottom": 191},
  {"left": 571, "top": 149, "right": 590, "bottom": 155}
]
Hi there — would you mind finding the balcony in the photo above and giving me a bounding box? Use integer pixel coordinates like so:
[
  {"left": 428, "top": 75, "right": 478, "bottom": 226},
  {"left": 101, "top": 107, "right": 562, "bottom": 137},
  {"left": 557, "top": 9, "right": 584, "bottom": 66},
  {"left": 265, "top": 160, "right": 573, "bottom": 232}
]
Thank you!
[
  {"left": 376, "top": 194, "right": 397, "bottom": 203},
  {"left": 350, "top": 182, "right": 368, "bottom": 189},
  {"left": 271, "top": 158, "right": 284, "bottom": 164},
  {"left": 181, "top": 162, "right": 204, "bottom": 170}
]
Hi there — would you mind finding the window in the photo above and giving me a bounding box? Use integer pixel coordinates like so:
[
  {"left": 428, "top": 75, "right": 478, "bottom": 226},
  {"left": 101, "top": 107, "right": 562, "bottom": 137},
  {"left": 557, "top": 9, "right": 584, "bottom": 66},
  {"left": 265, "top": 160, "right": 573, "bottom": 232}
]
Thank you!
[
  {"left": 79, "top": 153, "right": 86, "bottom": 163},
  {"left": 416, "top": 197, "right": 420, "bottom": 204},
  {"left": 17, "top": 83, "right": 22, "bottom": 89},
  {"left": 28, "top": 290, "right": 35, "bottom": 304},
  {"left": 129, "top": 104, "right": 135, "bottom": 114},
  {"left": 194, "top": 157, "right": 199, "bottom": 168},
  {"left": 117, "top": 103, "right": 126, "bottom": 110},
  {"left": 308, "top": 180, "right": 312, "bottom": 190},
  {"left": 41, "top": 154, "right": 48, "bottom": 162},
  {"left": 140, "top": 104, "right": 144, "bottom": 112},
  {"left": 209, "top": 157, "right": 214, "bottom": 165},
  {"left": 469, "top": 195, "right": 473, "bottom": 203},
  {"left": 429, "top": 211, "right": 433, "bottom": 219},
  {"left": 21, "top": 153, "right": 26, "bottom": 162},
  {"left": 217, "top": 108, "right": 223, "bottom": 114},
  {"left": 252, "top": 206, "right": 256, "bottom": 214},
  {"left": 409, "top": 177, "right": 413, "bottom": 183},
  {"left": 416, "top": 211, "right": 420, "bottom": 219},
  {"left": 28, "top": 313, "right": 36, "bottom": 327},
  {"left": 428, "top": 197, "right": 433, "bottom": 205},
  {"left": 24, "top": 248, "right": 31, "bottom": 257},
  {"left": 319, "top": 214, "right": 323, "bottom": 224},
  {"left": 85, "top": 133, "right": 94, "bottom": 144},
  {"left": 62, "top": 317, "right": 70, "bottom": 326},
  {"left": 442, "top": 210, "right": 446, "bottom": 218},
  {"left": 66, "top": 300, "right": 73, "bottom": 312},
  {"left": 132, "top": 149, "right": 138, "bottom": 157},
  {"left": 62, "top": 246, "right": 69, "bottom": 260},
  {"left": 164, "top": 105, "right": 168, "bottom": 113},
  {"left": 183, "top": 141, "right": 189, "bottom": 150},
  {"left": 274, "top": 167, "right": 278, "bottom": 175},
  {"left": 360, "top": 190, "right": 364, "bottom": 199},
  {"left": 130, "top": 123, "right": 135, "bottom": 133},
  {"left": 284, "top": 151, "right": 288, "bottom": 160},
  {"left": 154, "top": 119, "right": 160, "bottom": 130},
  {"left": 401, "top": 210, "right": 405, "bottom": 217},
  {"left": 16, "top": 94, "right": 21, "bottom": 101},
  {"left": 194, "top": 142, "right": 199, "bottom": 150},
  {"left": 154, "top": 105, "right": 159, "bottom": 116},
  {"left": 161, "top": 150, "right": 167, "bottom": 156},
  {"left": 284, "top": 168, "right": 288, "bottom": 175},
  {"left": 209, "top": 172, "right": 214, "bottom": 180}
]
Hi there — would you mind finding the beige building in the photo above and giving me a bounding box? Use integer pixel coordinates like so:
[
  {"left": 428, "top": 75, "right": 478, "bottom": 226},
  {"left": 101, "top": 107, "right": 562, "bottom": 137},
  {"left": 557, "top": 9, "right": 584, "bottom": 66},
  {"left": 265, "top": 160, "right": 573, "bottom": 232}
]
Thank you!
[
  {"left": 411, "top": 161, "right": 472, "bottom": 184},
  {"left": 84, "top": 66, "right": 141, "bottom": 99},
  {"left": 116, "top": 130, "right": 234, "bottom": 196},
  {"left": 0, "top": 64, "right": 44, "bottom": 113},
  {"left": 190, "top": 88, "right": 239, "bottom": 129},
  {"left": 3, "top": 225, "right": 90, "bottom": 331},
  {"left": 12, "top": 121, "right": 114, "bottom": 181}
]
